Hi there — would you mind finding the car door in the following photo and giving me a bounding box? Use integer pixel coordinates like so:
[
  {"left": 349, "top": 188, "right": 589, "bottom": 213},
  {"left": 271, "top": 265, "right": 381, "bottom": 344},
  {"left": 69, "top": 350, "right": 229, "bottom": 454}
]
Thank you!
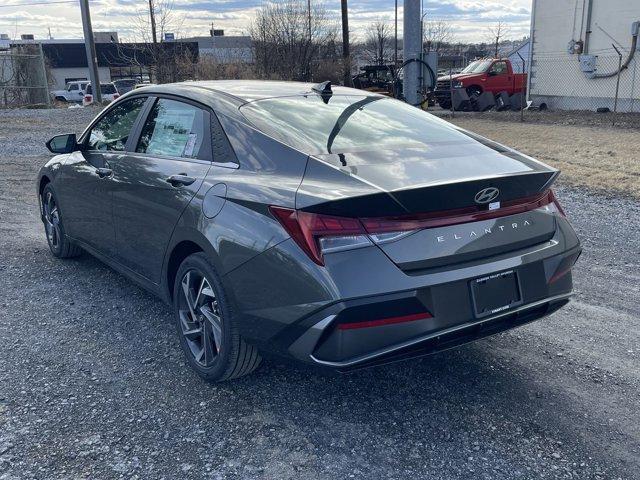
[
  {"left": 67, "top": 83, "right": 81, "bottom": 102},
  {"left": 486, "top": 61, "right": 512, "bottom": 93},
  {"left": 56, "top": 96, "right": 148, "bottom": 257},
  {"left": 108, "top": 97, "right": 213, "bottom": 283}
]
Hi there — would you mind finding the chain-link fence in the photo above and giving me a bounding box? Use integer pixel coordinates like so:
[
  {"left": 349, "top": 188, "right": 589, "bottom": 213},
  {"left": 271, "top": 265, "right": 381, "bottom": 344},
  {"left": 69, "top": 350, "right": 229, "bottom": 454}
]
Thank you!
[
  {"left": 530, "top": 53, "right": 639, "bottom": 113},
  {"left": 0, "top": 45, "right": 50, "bottom": 109}
]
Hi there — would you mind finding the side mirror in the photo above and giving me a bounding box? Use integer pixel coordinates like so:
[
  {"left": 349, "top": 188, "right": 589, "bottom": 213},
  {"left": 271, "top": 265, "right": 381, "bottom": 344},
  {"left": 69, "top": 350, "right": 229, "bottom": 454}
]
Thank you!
[{"left": 46, "top": 133, "right": 78, "bottom": 154}]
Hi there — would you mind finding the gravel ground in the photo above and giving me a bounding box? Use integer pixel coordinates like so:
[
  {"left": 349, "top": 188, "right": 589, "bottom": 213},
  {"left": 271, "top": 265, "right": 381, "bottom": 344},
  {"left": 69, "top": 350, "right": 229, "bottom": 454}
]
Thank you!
[{"left": 0, "top": 108, "right": 639, "bottom": 479}]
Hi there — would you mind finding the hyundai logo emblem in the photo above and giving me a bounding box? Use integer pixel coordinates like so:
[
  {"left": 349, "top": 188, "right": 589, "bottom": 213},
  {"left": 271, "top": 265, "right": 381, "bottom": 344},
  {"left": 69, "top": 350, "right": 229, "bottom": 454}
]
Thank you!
[{"left": 474, "top": 187, "right": 500, "bottom": 204}]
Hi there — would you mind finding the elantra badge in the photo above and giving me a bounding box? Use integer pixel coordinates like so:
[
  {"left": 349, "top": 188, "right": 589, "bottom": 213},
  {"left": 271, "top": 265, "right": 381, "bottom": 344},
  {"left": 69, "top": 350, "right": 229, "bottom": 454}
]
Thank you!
[{"left": 475, "top": 187, "right": 500, "bottom": 204}]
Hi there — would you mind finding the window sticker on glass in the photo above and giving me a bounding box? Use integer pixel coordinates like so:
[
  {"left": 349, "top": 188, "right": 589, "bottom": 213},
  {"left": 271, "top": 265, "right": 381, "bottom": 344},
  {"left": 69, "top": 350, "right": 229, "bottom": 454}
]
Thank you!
[
  {"left": 183, "top": 133, "right": 198, "bottom": 157},
  {"left": 137, "top": 99, "right": 205, "bottom": 158}
]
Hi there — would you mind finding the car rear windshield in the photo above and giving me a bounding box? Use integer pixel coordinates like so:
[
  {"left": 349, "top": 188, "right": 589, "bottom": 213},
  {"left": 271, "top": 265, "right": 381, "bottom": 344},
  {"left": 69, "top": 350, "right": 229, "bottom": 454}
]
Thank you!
[
  {"left": 86, "top": 84, "right": 117, "bottom": 94},
  {"left": 239, "top": 95, "right": 473, "bottom": 155}
]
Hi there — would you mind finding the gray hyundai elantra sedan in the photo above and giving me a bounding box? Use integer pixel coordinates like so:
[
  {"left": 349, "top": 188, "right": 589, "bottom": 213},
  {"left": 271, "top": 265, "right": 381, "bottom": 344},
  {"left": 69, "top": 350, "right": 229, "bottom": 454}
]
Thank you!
[{"left": 38, "top": 80, "right": 581, "bottom": 381}]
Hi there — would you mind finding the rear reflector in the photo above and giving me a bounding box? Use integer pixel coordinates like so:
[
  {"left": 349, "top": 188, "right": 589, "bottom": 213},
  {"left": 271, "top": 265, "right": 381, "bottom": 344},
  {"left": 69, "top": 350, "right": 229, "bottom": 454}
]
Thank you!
[
  {"left": 337, "top": 312, "right": 433, "bottom": 330},
  {"left": 270, "top": 189, "right": 564, "bottom": 266}
]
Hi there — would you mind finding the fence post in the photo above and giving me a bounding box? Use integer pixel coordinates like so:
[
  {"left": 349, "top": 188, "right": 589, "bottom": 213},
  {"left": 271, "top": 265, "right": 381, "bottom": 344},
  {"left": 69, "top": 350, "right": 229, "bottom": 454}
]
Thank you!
[
  {"left": 449, "top": 65, "right": 454, "bottom": 118},
  {"left": 517, "top": 52, "right": 526, "bottom": 122},
  {"left": 611, "top": 44, "right": 623, "bottom": 126},
  {"left": 38, "top": 44, "right": 51, "bottom": 108}
]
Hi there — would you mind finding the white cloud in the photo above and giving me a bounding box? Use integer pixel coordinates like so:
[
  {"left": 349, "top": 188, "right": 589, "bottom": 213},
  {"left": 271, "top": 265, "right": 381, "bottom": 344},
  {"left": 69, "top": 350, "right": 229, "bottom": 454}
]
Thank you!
[{"left": 0, "top": 0, "right": 530, "bottom": 42}]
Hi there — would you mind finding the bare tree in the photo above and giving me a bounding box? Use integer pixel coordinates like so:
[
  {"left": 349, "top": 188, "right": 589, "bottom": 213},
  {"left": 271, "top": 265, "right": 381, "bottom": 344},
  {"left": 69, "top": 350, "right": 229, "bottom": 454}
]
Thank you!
[
  {"left": 133, "top": 0, "right": 183, "bottom": 43},
  {"left": 486, "top": 21, "right": 510, "bottom": 57},
  {"left": 423, "top": 19, "right": 453, "bottom": 53},
  {"left": 250, "top": 0, "right": 339, "bottom": 81},
  {"left": 363, "top": 20, "right": 392, "bottom": 65},
  {"left": 113, "top": 0, "right": 188, "bottom": 83}
]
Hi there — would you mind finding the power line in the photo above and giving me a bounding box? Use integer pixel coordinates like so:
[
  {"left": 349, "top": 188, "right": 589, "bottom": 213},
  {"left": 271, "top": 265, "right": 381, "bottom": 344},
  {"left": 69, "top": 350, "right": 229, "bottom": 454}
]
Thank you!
[{"left": 0, "top": 1, "right": 76, "bottom": 8}]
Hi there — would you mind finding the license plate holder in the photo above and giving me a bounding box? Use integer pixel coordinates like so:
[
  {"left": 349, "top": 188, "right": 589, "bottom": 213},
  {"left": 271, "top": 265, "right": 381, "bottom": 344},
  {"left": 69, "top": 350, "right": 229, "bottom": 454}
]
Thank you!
[{"left": 470, "top": 270, "right": 523, "bottom": 319}]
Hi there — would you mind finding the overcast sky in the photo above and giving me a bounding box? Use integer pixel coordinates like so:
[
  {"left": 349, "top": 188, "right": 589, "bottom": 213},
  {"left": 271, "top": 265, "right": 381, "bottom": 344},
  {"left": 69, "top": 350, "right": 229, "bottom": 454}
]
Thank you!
[{"left": 0, "top": 0, "right": 531, "bottom": 43}]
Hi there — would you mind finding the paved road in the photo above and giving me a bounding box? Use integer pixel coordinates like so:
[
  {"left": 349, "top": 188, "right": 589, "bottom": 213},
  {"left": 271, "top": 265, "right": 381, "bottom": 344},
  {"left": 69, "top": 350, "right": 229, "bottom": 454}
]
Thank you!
[{"left": 0, "top": 109, "right": 638, "bottom": 479}]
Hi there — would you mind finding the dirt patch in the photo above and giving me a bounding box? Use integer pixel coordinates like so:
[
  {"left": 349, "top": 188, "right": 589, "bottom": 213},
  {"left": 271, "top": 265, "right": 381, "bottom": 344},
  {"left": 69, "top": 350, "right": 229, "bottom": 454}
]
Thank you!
[{"left": 435, "top": 111, "right": 640, "bottom": 199}]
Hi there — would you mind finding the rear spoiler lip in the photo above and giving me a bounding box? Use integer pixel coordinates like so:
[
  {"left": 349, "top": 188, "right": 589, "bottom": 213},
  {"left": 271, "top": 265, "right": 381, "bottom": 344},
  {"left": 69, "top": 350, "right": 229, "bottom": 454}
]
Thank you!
[
  {"left": 382, "top": 168, "right": 560, "bottom": 193},
  {"left": 297, "top": 169, "right": 560, "bottom": 218}
]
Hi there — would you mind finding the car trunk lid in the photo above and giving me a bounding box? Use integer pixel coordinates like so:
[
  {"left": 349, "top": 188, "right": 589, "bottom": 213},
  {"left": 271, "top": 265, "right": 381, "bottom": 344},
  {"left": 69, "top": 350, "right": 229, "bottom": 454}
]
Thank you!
[{"left": 295, "top": 138, "right": 560, "bottom": 270}]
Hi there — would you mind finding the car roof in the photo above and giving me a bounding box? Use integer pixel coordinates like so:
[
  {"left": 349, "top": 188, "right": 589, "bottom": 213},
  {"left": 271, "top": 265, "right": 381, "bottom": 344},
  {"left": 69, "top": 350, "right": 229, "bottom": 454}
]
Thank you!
[
  {"left": 137, "top": 80, "right": 382, "bottom": 104},
  {"left": 126, "top": 80, "right": 384, "bottom": 122}
]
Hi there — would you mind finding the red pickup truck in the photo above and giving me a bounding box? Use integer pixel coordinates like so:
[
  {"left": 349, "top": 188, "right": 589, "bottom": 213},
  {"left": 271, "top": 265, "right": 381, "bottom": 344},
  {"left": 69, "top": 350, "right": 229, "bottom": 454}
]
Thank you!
[{"left": 434, "top": 58, "right": 527, "bottom": 109}]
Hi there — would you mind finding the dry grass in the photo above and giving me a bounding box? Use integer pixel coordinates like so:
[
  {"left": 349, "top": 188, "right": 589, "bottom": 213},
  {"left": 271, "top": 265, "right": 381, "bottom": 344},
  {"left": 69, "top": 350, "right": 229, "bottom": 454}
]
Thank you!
[{"left": 441, "top": 114, "right": 640, "bottom": 199}]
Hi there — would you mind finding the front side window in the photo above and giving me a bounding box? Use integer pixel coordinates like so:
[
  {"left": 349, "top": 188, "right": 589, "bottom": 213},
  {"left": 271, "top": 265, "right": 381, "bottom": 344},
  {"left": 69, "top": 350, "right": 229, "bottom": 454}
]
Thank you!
[
  {"left": 136, "top": 99, "right": 205, "bottom": 159},
  {"left": 88, "top": 97, "right": 146, "bottom": 151},
  {"left": 490, "top": 62, "right": 507, "bottom": 75},
  {"left": 68, "top": 84, "right": 78, "bottom": 91}
]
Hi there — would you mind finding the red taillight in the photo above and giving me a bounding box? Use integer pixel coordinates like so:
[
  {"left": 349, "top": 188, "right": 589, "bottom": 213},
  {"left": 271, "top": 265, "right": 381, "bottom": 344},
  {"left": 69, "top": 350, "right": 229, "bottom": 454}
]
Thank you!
[
  {"left": 549, "top": 189, "right": 566, "bottom": 217},
  {"left": 113, "top": 93, "right": 120, "bottom": 99},
  {"left": 337, "top": 312, "right": 433, "bottom": 330},
  {"left": 84, "top": 94, "right": 92, "bottom": 102},
  {"left": 269, "top": 206, "right": 369, "bottom": 265},
  {"left": 270, "top": 189, "right": 564, "bottom": 266}
]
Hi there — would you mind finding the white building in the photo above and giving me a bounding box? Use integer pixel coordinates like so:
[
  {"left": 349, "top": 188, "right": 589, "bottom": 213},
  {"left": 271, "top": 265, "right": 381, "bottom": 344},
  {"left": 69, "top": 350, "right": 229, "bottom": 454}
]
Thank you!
[
  {"left": 529, "top": 0, "right": 640, "bottom": 111},
  {"left": 179, "top": 34, "right": 253, "bottom": 64}
]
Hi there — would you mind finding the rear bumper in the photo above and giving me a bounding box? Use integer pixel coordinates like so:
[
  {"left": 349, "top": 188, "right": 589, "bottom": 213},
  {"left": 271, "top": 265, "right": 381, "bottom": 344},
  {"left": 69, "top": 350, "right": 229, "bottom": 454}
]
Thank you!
[
  {"left": 289, "top": 292, "right": 572, "bottom": 371},
  {"left": 225, "top": 215, "right": 581, "bottom": 370}
]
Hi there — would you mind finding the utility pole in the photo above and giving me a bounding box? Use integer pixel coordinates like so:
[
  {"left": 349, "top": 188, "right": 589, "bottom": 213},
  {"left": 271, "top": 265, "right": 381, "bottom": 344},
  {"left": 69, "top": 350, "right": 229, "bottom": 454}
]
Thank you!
[
  {"left": 307, "top": 0, "right": 312, "bottom": 41},
  {"left": 149, "top": 0, "right": 158, "bottom": 44},
  {"left": 79, "top": 0, "right": 101, "bottom": 102},
  {"left": 403, "top": 0, "right": 420, "bottom": 104},
  {"left": 394, "top": 0, "right": 398, "bottom": 67},
  {"left": 307, "top": 0, "right": 312, "bottom": 80},
  {"left": 341, "top": 0, "right": 351, "bottom": 86}
]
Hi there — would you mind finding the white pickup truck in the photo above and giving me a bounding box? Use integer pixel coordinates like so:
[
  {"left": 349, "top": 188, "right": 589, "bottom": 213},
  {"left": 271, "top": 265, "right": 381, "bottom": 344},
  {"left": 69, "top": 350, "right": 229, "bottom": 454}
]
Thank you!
[{"left": 51, "top": 81, "right": 89, "bottom": 102}]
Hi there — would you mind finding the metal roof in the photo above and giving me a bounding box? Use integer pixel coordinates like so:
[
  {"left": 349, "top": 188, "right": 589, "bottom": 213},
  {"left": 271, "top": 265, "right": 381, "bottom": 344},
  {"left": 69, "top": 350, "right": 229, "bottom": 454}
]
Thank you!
[{"left": 39, "top": 41, "right": 198, "bottom": 68}]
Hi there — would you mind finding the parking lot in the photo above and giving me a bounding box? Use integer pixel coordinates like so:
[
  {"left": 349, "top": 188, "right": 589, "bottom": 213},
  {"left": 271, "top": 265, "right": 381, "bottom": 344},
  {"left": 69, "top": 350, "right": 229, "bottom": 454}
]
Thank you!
[{"left": 0, "top": 107, "right": 638, "bottom": 479}]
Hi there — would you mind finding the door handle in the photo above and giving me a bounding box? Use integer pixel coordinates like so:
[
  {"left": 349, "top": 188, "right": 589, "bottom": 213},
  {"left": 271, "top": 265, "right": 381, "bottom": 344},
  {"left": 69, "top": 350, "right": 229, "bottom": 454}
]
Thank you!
[
  {"left": 95, "top": 167, "right": 113, "bottom": 178},
  {"left": 166, "top": 174, "right": 196, "bottom": 187}
]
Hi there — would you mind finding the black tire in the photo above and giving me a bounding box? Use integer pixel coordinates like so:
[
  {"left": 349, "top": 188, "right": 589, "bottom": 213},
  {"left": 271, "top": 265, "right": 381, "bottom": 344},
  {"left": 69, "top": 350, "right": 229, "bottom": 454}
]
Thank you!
[
  {"left": 173, "top": 252, "right": 261, "bottom": 382},
  {"left": 437, "top": 98, "right": 452, "bottom": 110},
  {"left": 466, "top": 86, "right": 483, "bottom": 98},
  {"left": 41, "top": 184, "right": 82, "bottom": 258},
  {"left": 54, "top": 96, "right": 67, "bottom": 102}
]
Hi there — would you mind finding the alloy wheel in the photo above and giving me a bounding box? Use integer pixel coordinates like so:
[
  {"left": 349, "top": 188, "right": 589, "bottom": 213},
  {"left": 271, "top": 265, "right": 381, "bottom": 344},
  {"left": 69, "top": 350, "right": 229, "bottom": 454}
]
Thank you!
[
  {"left": 178, "top": 269, "right": 223, "bottom": 367},
  {"left": 43, "top": 191, "right": 61, "bottom": 250}
]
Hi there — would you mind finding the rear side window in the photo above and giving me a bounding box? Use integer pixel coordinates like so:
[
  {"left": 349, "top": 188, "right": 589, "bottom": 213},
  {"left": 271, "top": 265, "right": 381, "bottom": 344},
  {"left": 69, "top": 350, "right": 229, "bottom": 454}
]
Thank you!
[
  {"left": 136, "top": 99, "right": 205, "bottom": 159},
  {"left": 86, "top": 84, "right": 117, "bottom": 94},
  {"left": 87, "top": 97, "right": 146, "bottom": 151}
]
